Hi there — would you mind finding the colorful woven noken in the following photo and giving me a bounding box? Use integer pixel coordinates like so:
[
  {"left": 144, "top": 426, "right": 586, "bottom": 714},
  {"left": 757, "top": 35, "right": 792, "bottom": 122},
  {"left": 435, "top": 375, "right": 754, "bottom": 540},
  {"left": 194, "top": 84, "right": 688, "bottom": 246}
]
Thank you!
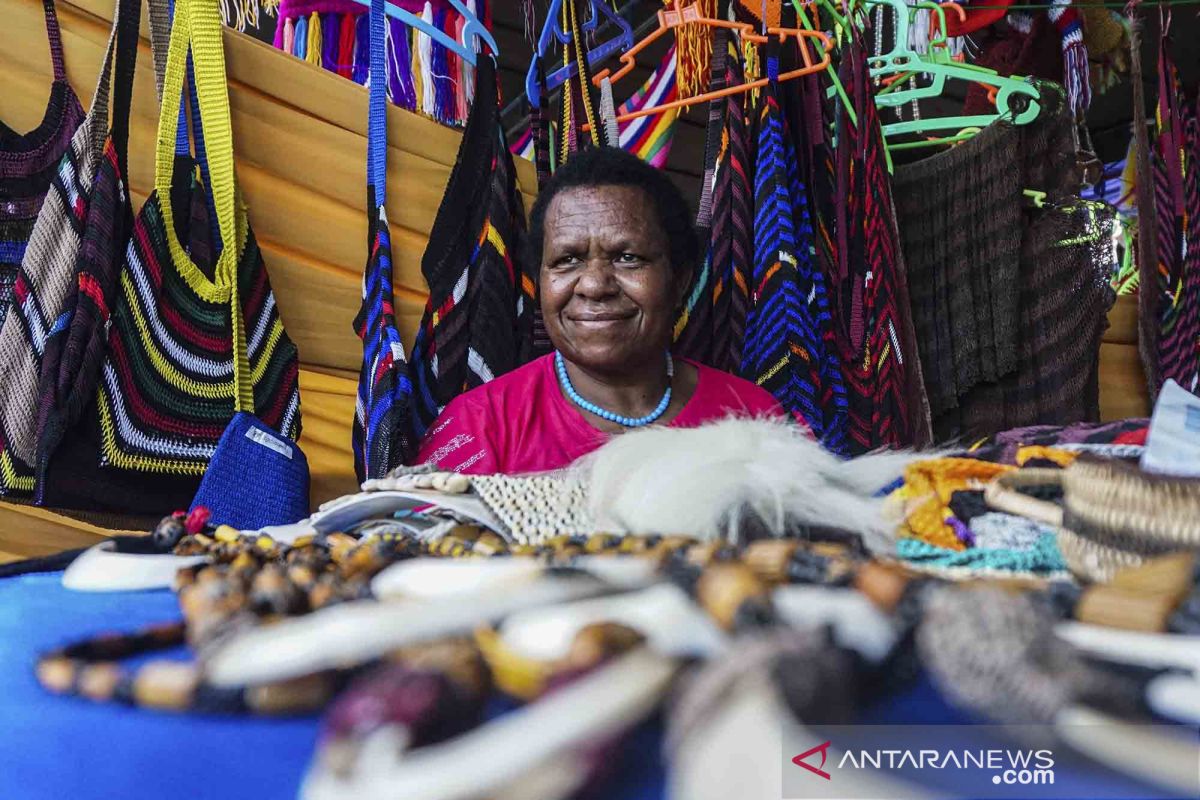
[
  {"left": 410, "top": 55, "right": 528, "bottom": 441},
  {"left": 0, "top": 0, "right": 84, "bottom": 494},
  {"left": 1149, "top": 34, "right": 1200, "bottom": 396},
  {"left": 273, "top": 0, "right": 486, "bottom": 127},
  {"left": 830, "top": 34, "right": 915, "bottom": 453},
  {"left": 673, "top": 32, "right": 728, "bottom": 367},
  {"left": 741, "top": 62, "right": 846, "bottom": 446},
  {"left": 353, "top": 0, "right": 416, "bottom": 481},
  {"left": 0, "top": 0, "right": 148, "bottom": 501},
  {"left": 711, "top": 37, "right": 753, "bottom": 376},
  {"left": 40, "top": 0, "right": 302, "bottom": 516}
]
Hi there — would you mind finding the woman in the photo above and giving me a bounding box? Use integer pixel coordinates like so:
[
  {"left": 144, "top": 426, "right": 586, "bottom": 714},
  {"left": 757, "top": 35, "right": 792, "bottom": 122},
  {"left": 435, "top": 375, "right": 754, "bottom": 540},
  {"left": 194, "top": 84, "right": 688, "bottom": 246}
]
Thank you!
[{"left": 418, "top": 147, "right": 782, "bottom": 474}]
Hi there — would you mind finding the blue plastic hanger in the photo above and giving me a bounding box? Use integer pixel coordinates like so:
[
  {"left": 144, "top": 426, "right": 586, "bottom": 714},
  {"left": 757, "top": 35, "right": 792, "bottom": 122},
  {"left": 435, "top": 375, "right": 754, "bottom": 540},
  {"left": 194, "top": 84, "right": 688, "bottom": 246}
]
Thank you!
[
  {"left": 525, "top": 0, "right": 635, "bottom": 109},
  {"left": 342, "top": 0, "right": 499, "bottom": 66}
]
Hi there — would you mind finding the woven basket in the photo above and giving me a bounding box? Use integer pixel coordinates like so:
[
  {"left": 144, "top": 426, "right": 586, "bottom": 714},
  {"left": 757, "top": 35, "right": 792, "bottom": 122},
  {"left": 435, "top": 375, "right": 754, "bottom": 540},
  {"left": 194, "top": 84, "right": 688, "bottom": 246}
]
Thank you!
[{"left": 985, "top": 457, "right": 1200, "bottom": 583}]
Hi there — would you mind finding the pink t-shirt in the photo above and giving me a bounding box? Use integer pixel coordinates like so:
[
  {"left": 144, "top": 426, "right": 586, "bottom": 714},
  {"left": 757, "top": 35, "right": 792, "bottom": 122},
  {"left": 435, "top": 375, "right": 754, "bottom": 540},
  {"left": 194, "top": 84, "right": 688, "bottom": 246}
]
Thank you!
[{"left": 417, "top": 354, "right": 784, "bottom": 474}]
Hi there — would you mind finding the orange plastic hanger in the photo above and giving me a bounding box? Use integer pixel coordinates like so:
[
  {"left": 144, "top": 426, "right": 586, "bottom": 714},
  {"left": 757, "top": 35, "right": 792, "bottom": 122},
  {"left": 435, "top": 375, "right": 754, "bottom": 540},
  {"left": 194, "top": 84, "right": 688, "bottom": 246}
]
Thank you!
[{"left": 585, "top": 0, "right": 832, "bottom": 127}]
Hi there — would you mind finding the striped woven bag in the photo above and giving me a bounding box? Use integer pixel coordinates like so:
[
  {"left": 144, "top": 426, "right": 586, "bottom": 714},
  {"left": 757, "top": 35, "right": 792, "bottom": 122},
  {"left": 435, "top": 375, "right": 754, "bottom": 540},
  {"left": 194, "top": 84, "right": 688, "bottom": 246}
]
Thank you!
[
  {"left": 0, "top": 0, "right": 84, "bottom": 494},
  {"left": 409, "top": 53, "right": 527, "bottom": 441},
  {"left": 351, "top": 0, "right": 415, "bottom": 481},
  {"left": 41, "top": 0, "right": 302, "bottom": 516},
  {"left": 0, "top": 0, "right": 145, "bottom": 499}
]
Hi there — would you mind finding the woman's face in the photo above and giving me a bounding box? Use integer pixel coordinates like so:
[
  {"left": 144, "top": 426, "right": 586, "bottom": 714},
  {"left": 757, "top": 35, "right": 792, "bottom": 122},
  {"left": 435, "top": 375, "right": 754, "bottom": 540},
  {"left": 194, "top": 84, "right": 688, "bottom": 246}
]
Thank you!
[{"left": 539, "top": 184, "right": 689, "bottom": 374}]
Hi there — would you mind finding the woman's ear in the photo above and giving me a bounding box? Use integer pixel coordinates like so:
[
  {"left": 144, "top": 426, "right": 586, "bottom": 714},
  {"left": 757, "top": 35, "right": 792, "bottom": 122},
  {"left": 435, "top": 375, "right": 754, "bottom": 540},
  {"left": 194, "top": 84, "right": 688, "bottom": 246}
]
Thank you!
[{"left": 674, "top": 266, "right": 694, "bottom": 311}]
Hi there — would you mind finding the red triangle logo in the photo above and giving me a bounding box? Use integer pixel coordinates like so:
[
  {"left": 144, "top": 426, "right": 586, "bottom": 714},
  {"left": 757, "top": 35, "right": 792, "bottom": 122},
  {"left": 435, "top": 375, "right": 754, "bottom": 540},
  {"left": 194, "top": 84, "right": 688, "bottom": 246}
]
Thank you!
[{"left": 792, "top": 741, "right": 833, "bottom": 780}]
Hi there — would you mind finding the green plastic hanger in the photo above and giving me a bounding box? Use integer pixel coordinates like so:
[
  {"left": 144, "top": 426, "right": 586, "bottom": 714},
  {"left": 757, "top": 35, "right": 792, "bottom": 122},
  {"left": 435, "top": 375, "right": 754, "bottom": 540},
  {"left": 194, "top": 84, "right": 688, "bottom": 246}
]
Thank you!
[
  {"left": 861, "top": 0, "right": 1041, "bottom": 137},
  {"left": 887, "top": 125, "right": 980, "bottom": 151}
]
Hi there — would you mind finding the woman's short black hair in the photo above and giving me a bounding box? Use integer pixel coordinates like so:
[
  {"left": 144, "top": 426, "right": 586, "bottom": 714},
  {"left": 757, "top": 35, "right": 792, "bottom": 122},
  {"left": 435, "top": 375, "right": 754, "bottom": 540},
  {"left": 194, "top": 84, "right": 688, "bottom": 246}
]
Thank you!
[{"left": 525, "top": 146, "right": 699, "bottom": 277}]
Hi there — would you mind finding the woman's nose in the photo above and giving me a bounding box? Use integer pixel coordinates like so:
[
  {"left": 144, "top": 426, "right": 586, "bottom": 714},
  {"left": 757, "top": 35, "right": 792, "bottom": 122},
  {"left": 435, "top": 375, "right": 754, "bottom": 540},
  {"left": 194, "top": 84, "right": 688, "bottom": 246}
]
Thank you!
[{"left": 574, "top": 258, "right": 619, "bottom": 298}]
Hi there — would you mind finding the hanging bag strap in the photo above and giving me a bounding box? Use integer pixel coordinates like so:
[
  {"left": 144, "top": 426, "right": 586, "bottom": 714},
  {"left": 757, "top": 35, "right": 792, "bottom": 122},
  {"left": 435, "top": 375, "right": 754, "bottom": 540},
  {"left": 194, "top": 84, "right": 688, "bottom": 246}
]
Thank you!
[
  {"left": 107, "top": 0, "right": 141, "bottom": 181},
  {"left": 694, "top": 28, "right": 729, "bottom": 232},
  {"left": 368, "top": 0, "right": 387, "bottom": 211},
  {"left": 74, "top": 0, "right": 126, "bottom": 168},
  {"left": 155, "top": 0, "right": 253, "bottom": 411},
  {"left": 42, "top": 0, "right": 69, "bottom": 83}
]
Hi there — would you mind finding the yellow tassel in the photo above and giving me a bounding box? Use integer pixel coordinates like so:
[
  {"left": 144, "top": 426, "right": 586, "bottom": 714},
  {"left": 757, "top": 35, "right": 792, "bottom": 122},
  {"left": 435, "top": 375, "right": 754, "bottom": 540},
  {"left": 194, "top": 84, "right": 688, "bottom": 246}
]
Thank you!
[
  {"left": 305, "top": 11, "right": 322, "bottom": 66},
  {"left": 668, "top": 0, "right": 717, "bottom": 101},
  {"left": 411, "top": 28, "right": 424, "bottom": 113}
]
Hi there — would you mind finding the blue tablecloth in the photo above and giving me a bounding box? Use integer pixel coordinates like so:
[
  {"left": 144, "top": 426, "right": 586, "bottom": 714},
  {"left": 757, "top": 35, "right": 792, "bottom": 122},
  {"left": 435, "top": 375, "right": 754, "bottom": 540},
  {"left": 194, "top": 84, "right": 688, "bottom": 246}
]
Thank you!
[{"left": 0, "top": 571, "right": 1176, "bottom": 800}]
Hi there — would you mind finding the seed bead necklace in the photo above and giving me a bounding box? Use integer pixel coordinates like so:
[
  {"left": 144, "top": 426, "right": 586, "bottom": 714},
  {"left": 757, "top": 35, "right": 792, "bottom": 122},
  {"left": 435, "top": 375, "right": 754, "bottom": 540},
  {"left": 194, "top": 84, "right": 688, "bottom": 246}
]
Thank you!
[{"left": 554, "top": 351, "right": 674, "bottom": 427}]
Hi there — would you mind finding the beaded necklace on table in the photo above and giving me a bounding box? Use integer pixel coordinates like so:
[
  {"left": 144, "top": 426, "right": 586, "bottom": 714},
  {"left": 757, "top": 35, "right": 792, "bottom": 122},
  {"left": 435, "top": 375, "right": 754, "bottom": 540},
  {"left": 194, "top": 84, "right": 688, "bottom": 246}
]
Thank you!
[{"left": 554, "top": 351, "right": 674, "bottom": 428}]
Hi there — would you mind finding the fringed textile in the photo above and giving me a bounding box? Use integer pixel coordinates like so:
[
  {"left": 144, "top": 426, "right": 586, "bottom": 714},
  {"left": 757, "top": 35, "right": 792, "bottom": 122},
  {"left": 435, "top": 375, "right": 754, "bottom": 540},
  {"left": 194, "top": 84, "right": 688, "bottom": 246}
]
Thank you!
[
  {"left": 273, "top": 0, "right": 484, "bottom": 127},
  {"left": 1047, "top": 0, "right": 1091, "bottom": 118},
  {"left": 669, "top": 0, "right": 716, "bottom": 100},
  {"left": 410, "top": 56, "right": 528, "bottom": 441}
]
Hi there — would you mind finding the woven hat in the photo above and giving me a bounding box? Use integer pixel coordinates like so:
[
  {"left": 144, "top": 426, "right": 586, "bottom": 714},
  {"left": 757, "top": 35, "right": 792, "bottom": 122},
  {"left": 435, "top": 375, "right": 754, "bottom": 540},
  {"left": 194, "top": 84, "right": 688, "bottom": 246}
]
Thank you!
[{"left": 985, "top": 456, "right": 1200, "bottom": 582}]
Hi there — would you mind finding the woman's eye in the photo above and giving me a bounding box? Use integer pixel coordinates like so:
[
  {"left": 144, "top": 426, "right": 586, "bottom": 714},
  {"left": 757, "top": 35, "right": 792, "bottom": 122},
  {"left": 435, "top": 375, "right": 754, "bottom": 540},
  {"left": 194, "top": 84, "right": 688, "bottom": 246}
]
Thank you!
[
  {"left": 554, "top": 255, "right": 581, "bottom": 267},
  {"left": 615, "top": 253, "right": 641, "bottom": 265}
]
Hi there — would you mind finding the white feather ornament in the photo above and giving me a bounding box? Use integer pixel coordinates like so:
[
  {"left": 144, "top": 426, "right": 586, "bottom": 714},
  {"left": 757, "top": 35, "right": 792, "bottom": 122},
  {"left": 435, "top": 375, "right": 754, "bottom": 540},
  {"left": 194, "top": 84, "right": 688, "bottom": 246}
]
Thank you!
[{"left": 576, "top": 417, "right": 925, "bottom": 552}]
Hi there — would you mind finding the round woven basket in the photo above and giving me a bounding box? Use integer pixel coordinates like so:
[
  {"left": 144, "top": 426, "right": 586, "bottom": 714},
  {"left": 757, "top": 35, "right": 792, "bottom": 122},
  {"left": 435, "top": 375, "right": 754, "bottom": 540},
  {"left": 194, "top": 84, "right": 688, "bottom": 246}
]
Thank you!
[{"left": 985, "top": 457, "right": 1200, "bottom": 583}]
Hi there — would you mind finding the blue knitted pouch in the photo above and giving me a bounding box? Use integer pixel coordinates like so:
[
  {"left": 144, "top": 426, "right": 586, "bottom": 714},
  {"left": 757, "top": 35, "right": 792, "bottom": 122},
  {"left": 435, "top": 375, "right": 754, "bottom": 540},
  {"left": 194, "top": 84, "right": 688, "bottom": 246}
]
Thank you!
[{"left": 190, "top": 413, "right": 309, "bottom": 530}]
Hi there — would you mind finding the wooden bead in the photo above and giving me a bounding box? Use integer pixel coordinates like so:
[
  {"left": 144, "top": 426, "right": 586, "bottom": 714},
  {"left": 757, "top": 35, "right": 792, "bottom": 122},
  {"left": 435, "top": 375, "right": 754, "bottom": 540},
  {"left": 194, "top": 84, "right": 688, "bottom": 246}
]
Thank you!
[
  {"left": 325, "top": 533, "right": 358, "bottom": 563},
  {"left": 246, "top": 674, "right": 334, "bottom": 715},
  {"left": 37, "top": 656, "right": 75, "bottom": 694},
  {"left": 564, "top": 622, "right": 645, "bottom": 671},
  {"left": 79, "top": 663, "right": 122, "bottom": 701},
  {"left": 695, "top": 563, "right": 773, "bottom": 630},
  {"left": 742, "top": 540, "right": 801, "bottom": 584},
  {"left": 132, "top": 662, "right": 199, "bottom": 710},
  {"left": 214, "top": 525, "right": 241, "bottom": 544},
  {"left": 853, "top": 561, "right": 912, "bottom": 613},
  {"left": 685, "top": 541, "right": 734, "bottom": 568}
]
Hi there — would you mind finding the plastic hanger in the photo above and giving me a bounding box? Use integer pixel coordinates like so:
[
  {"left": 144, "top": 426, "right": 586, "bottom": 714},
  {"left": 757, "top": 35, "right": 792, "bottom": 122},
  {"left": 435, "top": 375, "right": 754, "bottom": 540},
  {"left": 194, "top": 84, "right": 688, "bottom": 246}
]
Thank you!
[
  {"left": 887, "top": 124, "right": 980, "bottom": 152},
  {"left": 863, "top": 0, "right": 1040, "bottom": 137},
  {"left": 341, "top": 0, "right": 498, "bottom": 66},
  {"left": 586, "top": 1, "right": 832, "bottom": 126},
  {"left": 525, "top": 0, "right": 636, "bottom": 109}
]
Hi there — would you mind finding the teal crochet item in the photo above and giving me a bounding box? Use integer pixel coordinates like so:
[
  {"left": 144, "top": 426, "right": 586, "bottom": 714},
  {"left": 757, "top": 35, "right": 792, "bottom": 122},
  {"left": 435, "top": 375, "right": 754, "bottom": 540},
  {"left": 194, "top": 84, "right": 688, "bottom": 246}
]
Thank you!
[{"left": 897, "top": 532, "right": 1067, "bottom": 575}]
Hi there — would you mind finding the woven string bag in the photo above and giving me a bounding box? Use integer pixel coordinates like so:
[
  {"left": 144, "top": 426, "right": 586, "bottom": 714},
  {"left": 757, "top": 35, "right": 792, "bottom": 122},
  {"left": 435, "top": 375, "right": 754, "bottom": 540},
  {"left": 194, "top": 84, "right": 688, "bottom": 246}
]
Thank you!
[
  {"left": 41, "top": 0, "right": 303, "bottom": 517},
  {"left": 0, "top": 0, "right": 146, "bottom": 499},
  {"left": 0, "top": 0, "right": 84, "bottom": 493},
  {"left": 351, "top": 0, "right": 416, "bottom": 481}
]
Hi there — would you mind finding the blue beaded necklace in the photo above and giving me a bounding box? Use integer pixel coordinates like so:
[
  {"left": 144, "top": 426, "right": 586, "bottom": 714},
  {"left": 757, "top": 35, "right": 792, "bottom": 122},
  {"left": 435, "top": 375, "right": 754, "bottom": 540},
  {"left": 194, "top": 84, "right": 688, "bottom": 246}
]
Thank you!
[{"left": 554, "top": 351, "right": 674, "bottom": 427}]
